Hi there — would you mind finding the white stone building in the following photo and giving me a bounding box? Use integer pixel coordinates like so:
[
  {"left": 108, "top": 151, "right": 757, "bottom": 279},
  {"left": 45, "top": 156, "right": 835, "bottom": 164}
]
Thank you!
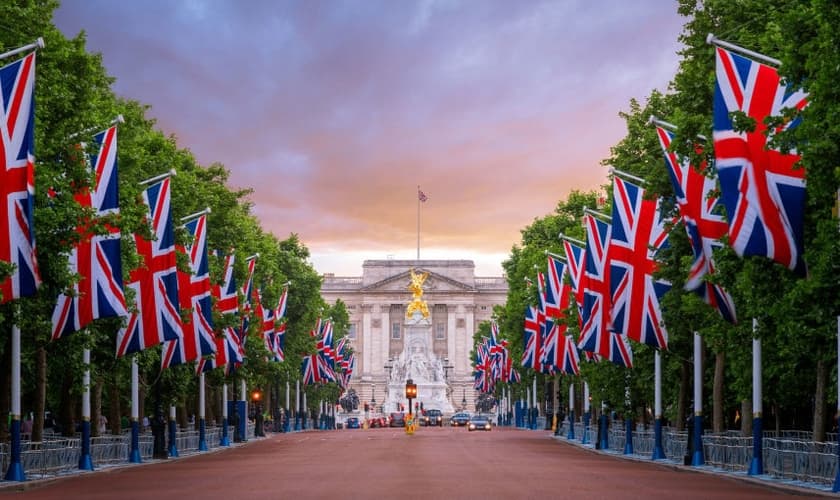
[{"left": 320, "top": 259, "right": 507, "bottom": 414}]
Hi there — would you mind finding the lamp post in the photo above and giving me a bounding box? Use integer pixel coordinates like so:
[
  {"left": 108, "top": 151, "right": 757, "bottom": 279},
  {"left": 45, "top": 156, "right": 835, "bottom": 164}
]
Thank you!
[
  {"left": 252, "top": 389, "right": 264, "bottom": 437},
  {"left": 461, "top": 388, "right": 467, "bottom": 410},
  {"left": 405, "top": 379, "right": 417, "bottom": 416}
]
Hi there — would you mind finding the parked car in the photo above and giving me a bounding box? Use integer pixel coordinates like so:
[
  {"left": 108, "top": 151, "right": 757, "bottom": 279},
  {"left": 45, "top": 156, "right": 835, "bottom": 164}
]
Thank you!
[
  {"left": 345, "top": 417, "right": 361, "bottom": 429},
  {"left": 389, "top": 412, "right": 406, "bottom": 427},
  {"left": 368, "top": 415, "right": 386, "bottom": 428},
  {"left": 450, "top": 412, "right": 471, "bottom": 427},
  {"left": 468, "top": 415, "right": 492, "bottom": 431},
  {"left": 422, "top": 409, "right": 443, "bottom": 427}
]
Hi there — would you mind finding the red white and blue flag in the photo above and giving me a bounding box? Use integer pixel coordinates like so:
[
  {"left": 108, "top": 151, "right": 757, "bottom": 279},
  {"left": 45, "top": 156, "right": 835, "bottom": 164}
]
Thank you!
[
  {"left": 656, "top": 126, "right": 737, "bottom": 323},
  {"left": 560, "top": 334, "right": 580, "bottom": 375},
  {"left": 608, "top": 176, "right": 671, "bottom": 350},
  {"left": 713, "top": 46, "right": 808, "bottom": 273},
  {"left": 162, "top": 214, "right": 216, "bottom": 368},
  {"left": 0, "top": 52, "right": 40, "bottom": 302},
  {"left": 540, "top": 256, "right": 573, "bottom": 372},
  {"left": 562, "top": 239, "right": 586, "bottom": 326},
  {"left": 52, "top": 125, "right": 127, "bottom": 339},
  {"left": 116, "top": 178, "right": 181, "bottom": 356},
  {"left": 520, "top": 305, "right": 542, "bottom": 371},
  {"left": 198, "top": 327, "right": 242, "bottom": 375},
  {"left": 579, "top": 213, "right": 632, "bottom": 367}
]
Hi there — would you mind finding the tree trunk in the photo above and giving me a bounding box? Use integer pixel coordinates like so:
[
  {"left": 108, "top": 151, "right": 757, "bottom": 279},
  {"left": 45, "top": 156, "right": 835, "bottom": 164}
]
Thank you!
[
  {"left": 32, "top": 345, "right": 47, "bottom": 442},
  {"left": 712, "top": 351, "right": 725, "bottom": 433},
  {"left": 92, "top": 379, "right": 103, "bottom": 437},
  {"left": 59, "top": 372, "right": 76, "bottom": 437},
  {"left": 813, "top": 358, "right": 827, "bottom": 442},
  {"left": 677, "top": 359, "right": 690, "bottom": 431},
  {"left": 178, "top": 403, "right": 188, "bottom": 430},
  {"left": 109, "top": 379, "right": 122, "bottom": 434},
  {"left": 740, "top": 399, "right": 752, "bottom": 437}
]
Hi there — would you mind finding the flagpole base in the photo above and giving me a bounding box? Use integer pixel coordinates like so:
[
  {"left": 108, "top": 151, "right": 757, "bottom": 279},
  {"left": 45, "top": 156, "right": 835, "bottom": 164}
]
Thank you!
[
  {"left": 79, "top": 420, "right": 94, "bottom": 470},
  {"left": 581, "top": 413, "right": 590, "bottom": 444},
  {"left": 4, "top": 419, "right": 25, "bottom": 481},
  {"left": 220, "top": 417, "right": 230, "bottom": 446},
  {"left": 598, "top": 414, "right": 609, "bottom": 450},
  {"left": 652, "top": 418, "right": 665, "bottom": 460},
  {"left": 129, "top": 421, "right": 142, "bottom": 463},
  {"left": 748, "top": 416, "right": 763, "bottom": 475},
  {"left": 168, "top": 420, "right": 179, "bottom": 458},
  {"left": 834, "top": 416, "right": 840, "bottom": 492},
  {"left": 691, "top": 415, "right": 704, "bottom": 466},
  {"left": 198, "top": 419, "right": 208, "bottom": 451},
  {"left": 567, "top": 411, "right": 575, "bottom": 440},
  {"left": 624, "top": 418, "right": 634, "bottom": 455}
]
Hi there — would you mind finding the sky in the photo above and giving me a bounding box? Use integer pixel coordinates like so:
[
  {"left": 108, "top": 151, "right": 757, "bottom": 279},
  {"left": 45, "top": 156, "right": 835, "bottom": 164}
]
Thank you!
[{"left": 53, "top": 0, "right": 686, "bottom": 277}]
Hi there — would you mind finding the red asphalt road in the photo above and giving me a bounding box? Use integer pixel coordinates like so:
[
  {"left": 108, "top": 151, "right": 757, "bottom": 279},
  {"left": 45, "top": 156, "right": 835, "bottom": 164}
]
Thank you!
[{"left": 0, "top": 427, "right": 821, "bottom": 500}]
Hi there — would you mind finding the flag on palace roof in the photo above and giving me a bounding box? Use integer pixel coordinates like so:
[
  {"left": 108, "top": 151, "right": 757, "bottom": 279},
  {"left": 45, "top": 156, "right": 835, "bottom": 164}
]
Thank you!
[
  {"left": 52, "top": 125, "right": 127, "bottom": 340},
  {"left": 0, "top": 51, "right": 40, "bottom": 303},
  {"left": 116, "top": 177, "right": 181, "bottom": 356},
  {"left": 713, "top": 44, "right": 808, "bottom": 274},
  {"left": 656, "top": 126, "right": 737, "bottom": 324},
  {"left": 608, "top": 176, "right": 671, "bottom": 350}
]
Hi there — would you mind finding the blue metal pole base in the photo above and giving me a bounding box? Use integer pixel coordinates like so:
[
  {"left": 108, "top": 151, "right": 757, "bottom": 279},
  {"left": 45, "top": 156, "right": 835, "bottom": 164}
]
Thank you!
[
  {"left": 168, "top": 420, "right": 179, "bottom": 458},
  {"left": 599, "top": 414, "right": 609, "bottom": 450},
  {"left": 198, "top": 419, "right": 208, "bottom": 451},
  {"left": 833, "top": 416, "right": 840, "bottom": 492},
  {"left": 652, "top": 418, "right": 665, "bottom": 460},
  {"left": 691, "top": 414, "right": 704, "bottom": 465},
  {"left": 624, "top": 418, "right": 634, "bottom": 455},
  {"left": 129, "top": 421, "right": 142, "bottom": 463},
  {"left": 220, "top": 417, "right": 230, "bottom": 446},
  {"left": 295, "top": 415, "right": 301, "bottom": 431},
  {"left": 284, "top": 409, "right": 290, "bottom": 433},
  {"left": 581, "top": 412, "right": 590, "bottom": 445},
  {"left": 4, "top": 419, "right": 25, "bottom": 481},
  {"left": 567, "top": 410, "right": 575, "bottom": 440},
  {"left": 79, "top": 420, "right": 94, "bottom": 470},
  {"left": 748, "top": 416, "right": 763, "bottom": 475}
]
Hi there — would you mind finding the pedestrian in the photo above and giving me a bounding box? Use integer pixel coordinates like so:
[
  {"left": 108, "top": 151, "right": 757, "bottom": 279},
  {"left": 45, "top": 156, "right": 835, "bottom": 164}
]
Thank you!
[
  {"left": 98, "top": 414, "right": 108, "bottom": 434},
  {"left": 142, "top": 414, "right": 150, "bottom": 432}
]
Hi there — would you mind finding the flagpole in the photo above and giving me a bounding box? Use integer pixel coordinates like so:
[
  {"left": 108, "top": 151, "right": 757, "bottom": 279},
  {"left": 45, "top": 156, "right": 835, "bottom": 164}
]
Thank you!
[
  {"left": 652, "top": 351, "right": 665, "bottom": 459},
  {"left": 220, "top": 383, "right": 230, "bottom": 446},
  {"left": 198, "top": 372, "right": 207, "bottom": 451},
  {"left": 130, "top": 356, "right": 142, "bottom": 461},
  {"left": 79, "top": 347, "right": 94, "bottom": 470},
  {"left": 706, "top": 33, "right": 781, "bottom": 67},
  {"left": 749, "top": 320, "right": 763, "bottom": 475},
  {"left": 416, "top": 185, "right": 420, "bottom": 260},
  {"left": 138, "top": 169, "right": 176, "bottom": 186},
  {"left": 0, "top": 38, "right": 44, "bottom": 61},
  {"left": 692, "top": 332, "right": 704, "bottom": 465},
  {"left": 4, "top": 322, "right": 24, "bottom": 481}
]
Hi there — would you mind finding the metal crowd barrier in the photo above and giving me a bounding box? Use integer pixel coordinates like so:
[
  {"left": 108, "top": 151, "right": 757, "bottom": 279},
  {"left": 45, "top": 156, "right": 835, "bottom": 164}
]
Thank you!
[{"left": 0, "top": 424, "right": 241, "bottom": 482}]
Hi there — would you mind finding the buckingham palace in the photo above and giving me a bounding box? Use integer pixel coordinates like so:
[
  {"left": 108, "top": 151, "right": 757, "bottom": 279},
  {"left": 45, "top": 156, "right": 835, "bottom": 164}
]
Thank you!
[{"left": 320, "top": 259, "right": 508, "bottom": 413}]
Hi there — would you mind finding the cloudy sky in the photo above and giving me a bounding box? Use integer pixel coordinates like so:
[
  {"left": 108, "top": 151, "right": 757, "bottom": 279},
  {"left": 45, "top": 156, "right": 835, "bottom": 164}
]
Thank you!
[{"left": 53, "top": 0, "right": 686, "bottom": 276}]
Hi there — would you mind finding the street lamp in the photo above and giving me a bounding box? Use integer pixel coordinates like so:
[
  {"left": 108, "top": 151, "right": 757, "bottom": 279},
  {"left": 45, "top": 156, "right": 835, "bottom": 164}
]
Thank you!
[
  {"left": 461, "top": 388, "right": 467, "bottom": 410},
  {"left": 405, "top": 379, "right": 417, "bottom": 416},
  {"left": 251, "top": 389, "right": 264, "bottom": 437}
]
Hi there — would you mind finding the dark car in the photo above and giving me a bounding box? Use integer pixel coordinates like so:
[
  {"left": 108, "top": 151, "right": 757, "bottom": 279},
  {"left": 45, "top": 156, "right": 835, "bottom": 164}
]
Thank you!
[
  {"left": 422, "top": 409, "right": 443, "bottom": 427},
  {"left": 345, "top": 417, "right": 360, "bottom": 429},
  {"left": 449, "top": 412, "right": 471, "bottom": 427},
  {"left": 389, "top": 412, "right": 406, "bottom": 427},
  {"left": 468, "top": 415, "right": 492, "bottom": 432},
  {"left": 368, "top": 416, "right": 386, "bottom": 428}
]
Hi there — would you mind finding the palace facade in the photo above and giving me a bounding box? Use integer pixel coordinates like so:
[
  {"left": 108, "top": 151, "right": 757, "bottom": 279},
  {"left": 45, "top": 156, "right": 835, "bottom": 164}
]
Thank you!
[{"left": 320, "top": 259, "right": 508, "bottom": 413}]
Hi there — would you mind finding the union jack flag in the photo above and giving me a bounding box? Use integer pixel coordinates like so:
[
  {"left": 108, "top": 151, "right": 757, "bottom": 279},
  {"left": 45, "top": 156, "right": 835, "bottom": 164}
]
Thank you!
[
  {"left": 211, "top": 250, "right": 238, "bottom": 315},
  {"left": 162, "top": 214, "right": 216, "bottom": 368},
  {"left": 273, "top": 322, "right": 286, "bottom": 362},
  {"left": 560, "top": 334, "right": 580, "bottom": 375},
  {"left": 562, "top": 239, "right": 586, "bottom": 325},
  {"left": 198, "top": 326, "right": 242, "bottom": 375},
  {"left": 608, "top": 176, "right": 671, "bottom": 350},
  {"left": 520, "top": 306, "right": 542, "bottom": 371},
  {"left": 0, "top": 52, "right": 40, "bottom": 302},
  {"left": 237, "top": 255, "right": 257, "bottom": 344},
  {"left": 656, "top": 126, "right": 737, "bottom": 323},
  {"left": 116, "top": 178, "right": 181, "bottom": 356},
  {"left": 713, "top": 46, "right": 808, "bottom": 273},
  {"left": 579, "top": 214, "right": 612, "bottom": 353},
  {"left": 301, "top": 353, "right": 329, "bottom": 385},
  {"left": 52, "top": 125, "right": 126, "bottom": 339},
  {"left": 540, "top": 256, "right": 573, "bottom": 372}
]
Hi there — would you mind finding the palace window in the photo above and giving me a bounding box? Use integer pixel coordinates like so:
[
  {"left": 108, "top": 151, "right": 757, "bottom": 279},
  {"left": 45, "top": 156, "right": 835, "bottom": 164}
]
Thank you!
[
  {"left": 391, "top": 322, "right": 401, "bottom": 339},
  {"left": 348, "top": 323, "right": 357, "bottom": 339},
  {"left": 435, "top": 323, "right": 446, "bottom": 340}
]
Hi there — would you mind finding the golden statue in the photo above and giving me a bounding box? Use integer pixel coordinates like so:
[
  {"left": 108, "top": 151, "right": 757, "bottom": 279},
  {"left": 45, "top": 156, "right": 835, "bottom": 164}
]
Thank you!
[{"left": 406, "top": 268, "right": 430, "bottom": 319}]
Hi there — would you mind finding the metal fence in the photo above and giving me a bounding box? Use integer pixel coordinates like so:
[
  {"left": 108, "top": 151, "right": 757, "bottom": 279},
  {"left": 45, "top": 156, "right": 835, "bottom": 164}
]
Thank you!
[{"left": 552, "top": 421, "right": 840, "bottom": 487}]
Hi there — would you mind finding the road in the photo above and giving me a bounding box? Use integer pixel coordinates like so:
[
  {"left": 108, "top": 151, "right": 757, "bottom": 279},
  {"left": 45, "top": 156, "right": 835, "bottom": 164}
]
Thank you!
[{"left": 0, "top": 427, "right": 819, "bottom": 499}]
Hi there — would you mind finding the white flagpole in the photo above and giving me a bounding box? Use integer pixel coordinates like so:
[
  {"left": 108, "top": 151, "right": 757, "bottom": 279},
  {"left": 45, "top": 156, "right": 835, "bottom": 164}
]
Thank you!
[
  {"left": 221, "top": 383, "right": 230, "bottom": 446},
  {"left": 692, "top": 333, "right": 704, "bottom": 465},
  {"left": 138, "top": 169, "right": 176, "bottom": 186},
  {"left": 79, "top": 348, "right": 93, "bottom": 470},
  {"left": 0, "top": 38, "right": 44, "bottom": 61},
  {"left": 416, "top": 185, "right": 421, "bottom": 260},
  {"left": 130, "top": 357, "right": 142, "bottom": 461},
  {"left": 198, "top": 372, "right": 207, "bottom": 451},
  {"left": 706, "top": 33, "right": 782, "bottom": 66},
  {"left": 749, "top": 318, "right": 763, "bottom": 475}
]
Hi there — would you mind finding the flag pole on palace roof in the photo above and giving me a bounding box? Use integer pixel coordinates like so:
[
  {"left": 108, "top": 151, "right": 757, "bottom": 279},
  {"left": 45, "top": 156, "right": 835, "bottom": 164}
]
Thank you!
[{"left": 417, "top": 186, "right": 428, "bottom": 260}]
